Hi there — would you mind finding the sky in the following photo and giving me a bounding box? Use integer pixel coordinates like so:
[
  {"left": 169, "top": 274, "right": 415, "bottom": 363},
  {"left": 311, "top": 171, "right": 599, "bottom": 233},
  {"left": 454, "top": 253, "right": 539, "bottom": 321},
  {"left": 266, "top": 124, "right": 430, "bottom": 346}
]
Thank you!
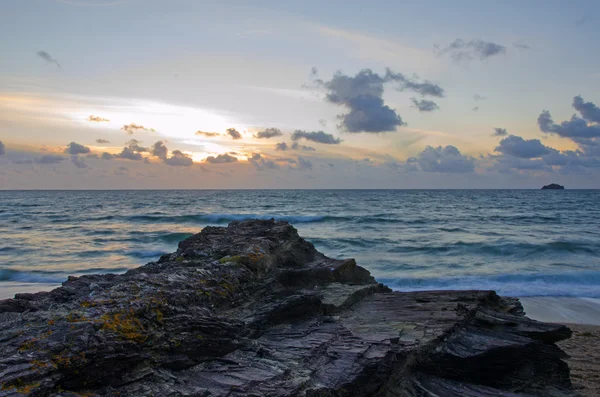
[{"left": 1, "top": 0, "right": 600, "bottom": 189}]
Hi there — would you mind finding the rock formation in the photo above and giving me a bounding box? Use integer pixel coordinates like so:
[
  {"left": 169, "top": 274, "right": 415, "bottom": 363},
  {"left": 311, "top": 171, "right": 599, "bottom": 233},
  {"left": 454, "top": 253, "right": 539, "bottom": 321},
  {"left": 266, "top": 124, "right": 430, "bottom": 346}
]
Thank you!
[
  {"left": 0, "top": 220, "right": 575, "bottom": 396},
  {"left": 542, "top": 183, "right": 565, "bottom": 190}
]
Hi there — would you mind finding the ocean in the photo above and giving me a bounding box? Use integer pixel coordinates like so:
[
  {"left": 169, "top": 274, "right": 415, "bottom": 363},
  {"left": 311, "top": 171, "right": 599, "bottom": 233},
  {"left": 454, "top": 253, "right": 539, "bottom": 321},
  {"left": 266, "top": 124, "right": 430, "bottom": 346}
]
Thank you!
[{"left": 1, "top": 190, "right": 599, "bottom": 298}]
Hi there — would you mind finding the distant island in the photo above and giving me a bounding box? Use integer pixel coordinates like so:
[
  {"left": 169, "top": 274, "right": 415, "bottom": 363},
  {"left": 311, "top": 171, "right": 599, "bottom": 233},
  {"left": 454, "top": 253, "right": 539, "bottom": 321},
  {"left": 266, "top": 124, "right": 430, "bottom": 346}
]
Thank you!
[{"left": 542, "top": 183, "right": 565, "bottom": 190}]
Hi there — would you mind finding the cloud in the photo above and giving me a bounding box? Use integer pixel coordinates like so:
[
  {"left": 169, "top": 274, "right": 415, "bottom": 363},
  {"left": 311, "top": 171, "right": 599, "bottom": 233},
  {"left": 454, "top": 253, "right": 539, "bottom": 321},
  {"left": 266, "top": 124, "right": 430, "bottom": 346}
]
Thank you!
[
  {"left": 88, "top": 115, "right": 109, "bottom": 122},
  {"left": 125, "top": 139, "right": 148, "bottom": 153},
  {"left": 291, "top": 142, "right": 316, "bottom": 152},
  {"left": 36, "top": 50, "right": 61, "bottom": 68},
  {"left": 572, "top": 96, "right": 600, "bottom": 123},
  {"left": 473, "top": 94, "right": 486, "bottom": 101},
  {"left": 0, "top": 141, "right": 4, "bottom": 155},
  {"left": 493, "top": 128, "right": 508, "bottom": 137},
  {"left": 254, "top": 128, "right": 283, "bottom": 139},
  {"left": 407, "top": 145, "right": 475, "bottom": 173},
  {"left": 151, "top": 141, "right": 168, "bottom": 160},
  {"left": 205, "top": 153, "right": 238, "bottom": 163},
  {"left": 434, "top": 39, "right": 506, "bottom": 62},
  {"left": 297, "top": 157, "right": 313, "bottom": 170},
  {"left": 196, "top": 131, "right": 221, "bottom": 137},
  {"left": 226, "top": 128, "right": 242, "bottom": 140},
  {"left": 473, "top": 106, "right": 479, "bottom": 112},
  {"left": 410, "top": 98, "right": 439, "bottom": 112},
  {"left": 121, "top": 123, "right": 155, "bottom": 135},
  {"left": 538, "top": 96, "right": 600, "bottom": 139},
  {"left": 575, "top": 16, "right": 587, "bottom": 26},
  {"left": 312, "top": 68, "right": 444, "bottom": 133},
  {"left": 291, "top": 130, "right": 341, "bottom": 144},
  {"left": 96, "top": 139, "right": 110, "bottom": 144},
  {"left": 513, "top": 42, "right": 530, "bottom": 50},
  {"left": 115, "top": 139, "right": 148, "bottom": 161},
  {"left": 34, "top": 154, "right": 65, "bottom": 164},
  {"left": 319, "top": 119, "right": 327, "bottom": 127},
  {"left": 71, "top": 155, "right": 88, "bottom": 169},
  {"left": 275, "top": 142, "right": 288, "bottom": 151},
  {"left": 65, "top": 142, "right": 91, "bottom": 155},
  {"left": 116, "top": 147, "right": 143, "bottom": 161},
  {"left": 101, "top": 152, "right": 114, "bottom": 160},
  {"left": 495, "top": 135, "right": 556, "bottom": 158},
  {"left": 164, "top": 150, "right": 193, "bottom": 167},
  {"left": 248, "top": 153, "right": 279, "bottom": 170}
]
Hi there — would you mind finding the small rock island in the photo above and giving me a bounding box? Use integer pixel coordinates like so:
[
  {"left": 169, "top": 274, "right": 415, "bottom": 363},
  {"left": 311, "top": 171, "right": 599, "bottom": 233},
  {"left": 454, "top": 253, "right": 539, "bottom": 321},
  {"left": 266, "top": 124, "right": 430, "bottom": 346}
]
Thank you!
[
  {"left": 542, "top": 183, "right": 565, "bottom": 190},
  {"left": 0, "top": 220, "right": 576, "bottom": 396}
]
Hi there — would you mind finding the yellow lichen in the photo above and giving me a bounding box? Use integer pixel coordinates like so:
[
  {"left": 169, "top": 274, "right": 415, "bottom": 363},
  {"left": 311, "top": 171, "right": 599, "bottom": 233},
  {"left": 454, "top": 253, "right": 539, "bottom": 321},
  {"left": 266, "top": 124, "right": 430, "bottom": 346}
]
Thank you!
[{"left": 99, "top": 310, "right": 147, "bottom": 343}]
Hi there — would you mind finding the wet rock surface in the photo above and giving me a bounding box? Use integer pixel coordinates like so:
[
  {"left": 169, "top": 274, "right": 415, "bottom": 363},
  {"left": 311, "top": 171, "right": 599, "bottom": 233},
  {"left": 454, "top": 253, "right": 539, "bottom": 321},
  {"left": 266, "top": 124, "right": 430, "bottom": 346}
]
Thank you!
[{"left": 0, "top": 220, "right": 576, "bottom": 396}]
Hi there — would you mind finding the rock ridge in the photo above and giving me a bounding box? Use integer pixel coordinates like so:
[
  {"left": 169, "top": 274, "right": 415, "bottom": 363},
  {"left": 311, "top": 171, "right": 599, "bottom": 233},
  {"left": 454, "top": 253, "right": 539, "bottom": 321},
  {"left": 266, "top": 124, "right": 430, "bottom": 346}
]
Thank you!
[{"left": 0, "top": 219, "right": 575, "bottom": 396}]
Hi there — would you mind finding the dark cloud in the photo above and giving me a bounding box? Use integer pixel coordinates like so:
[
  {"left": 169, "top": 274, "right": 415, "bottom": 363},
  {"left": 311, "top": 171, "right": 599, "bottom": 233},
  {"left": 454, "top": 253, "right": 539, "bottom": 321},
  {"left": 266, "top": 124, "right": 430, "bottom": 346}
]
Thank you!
[
  {"left": 291, "top": 130, "right": 340, "bottom": 144},
  {"left": 318, "top": 119, "right": 328, "bottom": 127},
  {"left": 297, "top": 157, "right": 313, "bottom": 170},
  {"left": 248, "top": 153, "right": 279, "bottom": 170},
  {"left": 0, "top": 141, "right": 5, "bottom": 155},
  {"left": 96, "top": 139, "right": 110, "bottom": 144},
  {"left": 434, "top": 39, "right": 506, "bottom": 62},
  {"left": 473, "top": 94, "right": 486, "bottom": 101},
  {"left": 116, "top": 147, "right": 143, "bottom": 161},
  {"left": 311, "top": 68, "right": 443, "bottom": 133},
  {"left": 291, "top": 142, "right": 316, "bottom": 152},
  {"left": 538, "top": 96, "right": 600, "bottom": 139},
  {"left": 254, "top": 128, "right": 283, "bottom": 139},
  {"left": 114, "top": 166, "right": 129, "bottom": 176},
  {"left": 65, "top": 142, "right": 91, "bottom": 155},
  {"left": 493, "top": 128, "right": 508, "bottom": 137},
  {"left": 513, "top": 42, "right": 530, "bottom": 50},
  {"left": 121, "top": 123, "right": 155, "bottom": 135},
  {"left": 101, "top": 152, "right": 114, "bottom": 160},
  {"left": 164, "top": 150, "right": 193, "bottom": 167},
  {"left": 493, "top": 156, "right": 551, "bottom": 172},
  {"left": 151, "top": 141, "right": 168, "bottom": 160},
  {"left": 572, "top": 96, "right": 600, "bottom": 123},
  {"left": 275, "top": 157, "right": 297, "bottom": 164},
  {"left": 410, "top": 98, "right": 439, "bottom": 112},
  {"left": 195, "top": 131, "right": 221, "bottom": 137},
  {"left": 275, "top": 142, "right": 288, "bottom": 151},
  {"left": 385, "top": 69, "right": 445, "bottom": 97},
  {"left": 205, "top": 153, "right": 238, "bottom": 164},
  {"left": 88, "top": 115, "right": 109, "bottom": 122},
  {"left": 34, "top": 154, "right": 65, "bottom": 165},
  {"left": 473, "top": 106, "right": 479, "bottom": 112},
  {"left": 125, "top": 139, "right": 148, "bottom": 153},
  {"left": 495, "top": 135, "right": 555, "bottom": 158},
  {"left": 226, "top": 128, "right": 242, "bottom": 140},
  {"left": 71, "top": 156, "right": 88, "bottom": 169},
  {"left": 407, "top": 146, "right": 475, "bottom": 173},
  {"left": 37, "top": 50, "right": 61, "bottom": 68}
]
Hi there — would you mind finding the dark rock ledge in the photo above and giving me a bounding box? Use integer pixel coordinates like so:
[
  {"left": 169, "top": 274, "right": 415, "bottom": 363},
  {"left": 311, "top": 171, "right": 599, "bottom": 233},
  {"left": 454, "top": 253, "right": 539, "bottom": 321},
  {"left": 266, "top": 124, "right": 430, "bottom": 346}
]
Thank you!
[{"left": 0, "top": 220, "right": 575, "bottom": 396}]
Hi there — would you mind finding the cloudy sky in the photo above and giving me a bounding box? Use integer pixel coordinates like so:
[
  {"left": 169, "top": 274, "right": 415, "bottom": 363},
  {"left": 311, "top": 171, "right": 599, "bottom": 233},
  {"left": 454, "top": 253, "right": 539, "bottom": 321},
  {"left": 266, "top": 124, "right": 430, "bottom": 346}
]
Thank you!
[{"left": 1, "top": 0, "right": 600, "bottom": 189}]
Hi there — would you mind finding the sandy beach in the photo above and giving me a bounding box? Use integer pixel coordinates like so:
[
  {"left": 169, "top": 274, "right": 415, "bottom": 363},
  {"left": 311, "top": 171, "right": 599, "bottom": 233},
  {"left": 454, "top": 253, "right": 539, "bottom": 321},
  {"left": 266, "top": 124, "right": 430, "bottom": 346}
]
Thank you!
[{"left": 521, "top": 297, "right": 600, "bottom": 397}]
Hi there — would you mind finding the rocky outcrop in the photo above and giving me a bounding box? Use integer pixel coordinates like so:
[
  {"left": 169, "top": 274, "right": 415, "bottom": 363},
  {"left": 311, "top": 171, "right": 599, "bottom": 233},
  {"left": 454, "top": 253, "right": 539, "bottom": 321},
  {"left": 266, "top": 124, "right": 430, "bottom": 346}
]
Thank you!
[
  {"left": 0, "top": 220, "right": 575, "bottom": 396},
  {"left": 542, "top": 183, "right": 565, "bottom": 189}
]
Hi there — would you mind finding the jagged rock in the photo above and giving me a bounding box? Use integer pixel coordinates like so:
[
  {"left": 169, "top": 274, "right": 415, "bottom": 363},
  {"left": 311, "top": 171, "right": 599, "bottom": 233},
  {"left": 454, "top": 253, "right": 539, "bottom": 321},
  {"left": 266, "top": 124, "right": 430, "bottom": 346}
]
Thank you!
[{"left": 0, "top": 220, "right": 575, "bottom": 396}]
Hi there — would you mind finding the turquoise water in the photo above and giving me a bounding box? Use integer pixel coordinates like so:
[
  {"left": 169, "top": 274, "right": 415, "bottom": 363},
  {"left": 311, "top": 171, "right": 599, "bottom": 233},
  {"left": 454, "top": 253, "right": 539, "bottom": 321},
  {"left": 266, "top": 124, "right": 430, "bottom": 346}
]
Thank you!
[{"left": 1, "top": 190, "right": 599, "bottom": 297}]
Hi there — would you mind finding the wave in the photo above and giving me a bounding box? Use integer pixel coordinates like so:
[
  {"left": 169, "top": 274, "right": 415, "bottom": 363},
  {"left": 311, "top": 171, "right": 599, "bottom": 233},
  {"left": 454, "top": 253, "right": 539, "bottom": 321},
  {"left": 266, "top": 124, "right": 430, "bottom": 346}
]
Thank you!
[
  {"left": 123, "top": 213, "right": 334, "bottom": 225},
  {"left": 385, "top": 240, "right": 598, "bottom": 256},
  {"left": 379, "top": 271, "right": 600, "bottom": 298}
]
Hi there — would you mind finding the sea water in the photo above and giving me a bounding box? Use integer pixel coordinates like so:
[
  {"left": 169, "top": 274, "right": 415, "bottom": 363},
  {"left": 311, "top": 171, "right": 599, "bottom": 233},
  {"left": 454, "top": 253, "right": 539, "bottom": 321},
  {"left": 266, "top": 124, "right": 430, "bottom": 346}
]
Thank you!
[{"left": 1, "top": 190, "right": 599, "bottom": 298}]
